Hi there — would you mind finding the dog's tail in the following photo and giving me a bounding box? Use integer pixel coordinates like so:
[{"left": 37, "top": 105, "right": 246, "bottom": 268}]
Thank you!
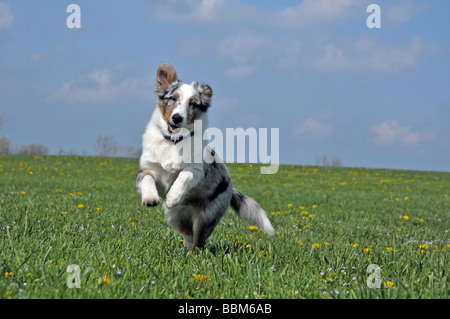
[{"left": 230, "top": 188, "right": 275, "bottom": 236}]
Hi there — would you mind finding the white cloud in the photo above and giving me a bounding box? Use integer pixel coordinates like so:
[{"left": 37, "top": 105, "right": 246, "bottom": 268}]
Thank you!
[
  {"left": 311, "top": 37, "right": 437, "bottom": 73},
  {"left": 213, "top": 97, "right": 239, "bottom": 113},
  {"left": 386, "top": 1, "right": 419, "bottom": 26},
  {"left": 0, "top": 2, "right": 14, "bottom": 28},
  {"left": 50, "top": 67, "right": 153, "bottom": 104},
  {"left": 292, "top": 118, "right": 333, "bottom": 139},
  {"left": 29, "top": 53, "right": 44, "bottom": 64},
  {"left": 270, "top": 0, "right": 361, "bottom": 29},
  {"left": 150, "top": 0, "right": 361, "bottom": 29},
  {"left": 177, "top": 37, "right": 206, "bottom": 57},
  {"left": 218, "top": 32, "right": 268, "bottom": 64},
  {"left": 223, "top": 66, "right": 255, "bottom": 78},
  {"left": 149, "top": 1, "right": 437, "bottom": 77},
  {"left": 218, "top": 32, "right": 267, "bottom": 78},
  {"left": 370, "top": 119, "right": 434, "bottom": 147},
  {"left": 150, "top": 0, "right": 256, "bottom": 24}
]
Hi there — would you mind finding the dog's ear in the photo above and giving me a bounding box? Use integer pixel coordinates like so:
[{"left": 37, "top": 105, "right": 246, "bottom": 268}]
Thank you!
[
  {"left": 156, "top": 62, "right": 179, "bottom": 89},
  {"left": 198, "top": 83, "right": 213, "bottom": 109}
]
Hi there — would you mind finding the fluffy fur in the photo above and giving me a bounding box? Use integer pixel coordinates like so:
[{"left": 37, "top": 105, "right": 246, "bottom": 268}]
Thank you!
[{"left": 136, "top": 62, "right": 274, "bottom": 250}]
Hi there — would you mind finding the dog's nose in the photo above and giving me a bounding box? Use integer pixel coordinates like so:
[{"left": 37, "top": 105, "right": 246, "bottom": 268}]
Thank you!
[{"left": 172, "top": 113, "right": 183, "bottom": 124}]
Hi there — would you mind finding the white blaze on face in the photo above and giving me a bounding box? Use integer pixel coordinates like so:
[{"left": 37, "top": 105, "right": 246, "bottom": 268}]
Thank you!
[{"left": 171, "top": 84, "right": 196, "bottom": 127}]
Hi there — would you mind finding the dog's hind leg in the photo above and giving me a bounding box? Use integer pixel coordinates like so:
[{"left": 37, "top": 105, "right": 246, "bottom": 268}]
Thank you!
[
  {"left": 180, "top": 227, "right": 193, "bottom": 250},
  {"left": 192, "top": 212, "right": 225, "bottom": 250},
  {"left": 190, "top": 215, "right": 205, "bottom": 251},
  {"left": 192, "top": 195, "right": 231, "bottom": 250},
  {"left": 190, "top": 175, "right": 234, "bottom": 250},
  {"left": 176, "top": 213, "right": 219, "bottom": 251}
]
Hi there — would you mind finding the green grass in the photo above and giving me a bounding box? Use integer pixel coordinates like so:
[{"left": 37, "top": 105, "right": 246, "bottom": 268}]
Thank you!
[{"left": 0, "top": 154, "right": 448, "bottom": 299}]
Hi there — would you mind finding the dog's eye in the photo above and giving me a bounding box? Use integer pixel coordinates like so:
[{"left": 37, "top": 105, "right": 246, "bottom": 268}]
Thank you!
[
  {"left": 165, "top": 96, "right": 177, "bottom": 106},
  {"left": 167, "top": 93, "right": 179, "bottom": 102},
  {"left": 189, "top": 100, "right": 198, "bottom": 109}
]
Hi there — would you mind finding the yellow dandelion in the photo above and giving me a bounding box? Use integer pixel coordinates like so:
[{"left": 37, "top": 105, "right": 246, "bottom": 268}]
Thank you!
[
  {"left": 312, "top": 204, "right": 318, "bottom": 208},
  {"left": 403, "top": 215, "right": 409, "bottom": 220},
  {"left": 194, "top": 274, "right": 211, "bottom": 281},
  {"left": 96, "top": 207, "right": 101, "bottom": 211},
  {"left": 103, "top": 276, "right": 111, "bottom": 285},
  {"left": 130, "top": 221, "right": 135, "bottom": 227},
  {"left": 77, "top": 192, "right": 82, "bottom": 196},
  {"left": 57, "top": 189, "right": 62, "bottom": 193},
  {"left": 386, "top": 247, "right": 393, "bottom": 251},
  {"left": 5, "top": 272, "right": 13, "bottom": 277},
  {"left": 246, "top": 244, "right": 251, "bottom": 249},
  {"left": 21, "top": 191, "right": 26, "bottom": 195},
  {"left": 287, "top": 203, "right": 293, "bottom": 207},
  {"left": 249, "top": 225, "right": 258, "bottom": 230},
  {"left": 404, "top": 196, "right": 409, "bottom": 201},
  {"left": 77, "top": 204, "right": 84, "bottom": 209},
  {"left": 313, "top": 243, "right": 322, "bottom": 249},
  {"left": 352, "top": 243, "right": 358, "bottom": 248},
  {"left": 385, "top": 281, "right": 394, "bottom": 288},
  {"left": 364, "top": 248, "right": 373, "bottom": 253},
  {"left": 61, "top": 211, "right": 68, "bottom": 215},
  {"left": 308, "top": 214, "right": 315, "bottom": 218},
  {"left": 324, "top": 242, "right": 329, "bottom": 246}
]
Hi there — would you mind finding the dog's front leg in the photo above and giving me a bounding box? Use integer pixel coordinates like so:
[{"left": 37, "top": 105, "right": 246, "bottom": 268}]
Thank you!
[
  {"left": 165, "top": 166, "right": 202, "bottom": 208},
  {"left": 137, "top": 170, "right": 160, "bottom": 207}
]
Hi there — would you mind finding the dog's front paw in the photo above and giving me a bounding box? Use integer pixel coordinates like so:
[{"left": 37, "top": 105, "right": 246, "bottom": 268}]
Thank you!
[
  {"left": 165, "top": 192, "right": 183, "bottom": 209},
  {"left": 142, "top": 196, "right": 160, "bottom": 207}
]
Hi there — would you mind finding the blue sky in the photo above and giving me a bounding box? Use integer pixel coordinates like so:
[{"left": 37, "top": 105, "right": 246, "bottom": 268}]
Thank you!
[{"left": 0, "top": 0, "right": 449, "bottom": 172}]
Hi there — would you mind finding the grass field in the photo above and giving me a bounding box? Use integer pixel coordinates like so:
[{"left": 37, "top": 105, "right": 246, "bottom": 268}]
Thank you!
[{"left": 0, "top": 154, "right": 448, "bottom": 299}]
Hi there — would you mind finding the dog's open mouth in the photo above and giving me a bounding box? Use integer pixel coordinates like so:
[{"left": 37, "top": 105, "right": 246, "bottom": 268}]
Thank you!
[{"left": 168, "top": 124, "right": 179, "bottom": 134}]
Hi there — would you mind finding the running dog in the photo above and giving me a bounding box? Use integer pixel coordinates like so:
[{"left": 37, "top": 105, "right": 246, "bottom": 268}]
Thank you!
[{"left": 136, "top": 62, "right": 274, "bottom": 250}]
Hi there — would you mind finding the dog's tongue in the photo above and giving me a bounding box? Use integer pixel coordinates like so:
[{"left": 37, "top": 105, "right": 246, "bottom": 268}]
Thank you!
[{"left": 168, "top": 124, "right": 176, "bottom": 133}]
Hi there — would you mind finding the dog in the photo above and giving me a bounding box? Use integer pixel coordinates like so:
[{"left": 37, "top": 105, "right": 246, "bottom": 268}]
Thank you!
[{"left": 136, "top": 62, "right": 275, "bottom": 250}]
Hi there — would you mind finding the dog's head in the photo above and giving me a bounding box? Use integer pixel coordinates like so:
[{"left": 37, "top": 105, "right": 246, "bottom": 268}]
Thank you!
[{"left": 155, "top": 62, "right": 212, "bottom": 135}]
